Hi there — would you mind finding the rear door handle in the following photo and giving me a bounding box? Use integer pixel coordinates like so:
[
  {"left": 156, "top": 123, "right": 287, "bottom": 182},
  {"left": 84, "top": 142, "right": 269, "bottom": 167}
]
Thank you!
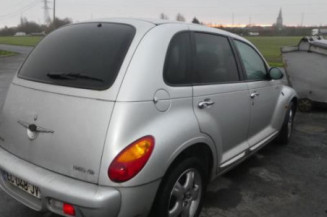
[
  {"left": 198, "top": 99, "right": 215, "bottom": 109},
  {"left": 250, "top": 92, "right": 260, "bottom": 99}
]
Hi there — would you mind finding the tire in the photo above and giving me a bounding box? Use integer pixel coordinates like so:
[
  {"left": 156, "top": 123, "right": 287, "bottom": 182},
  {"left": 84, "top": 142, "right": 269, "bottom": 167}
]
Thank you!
[
  {"left": 298, "top": 98, "right": 312, "bottom": 112},
  {"left": 150, "top": 157, "right": 207, "bottom": 217},
  {"left": 277, "top": 102, "right": 295, "bottom": 145}
]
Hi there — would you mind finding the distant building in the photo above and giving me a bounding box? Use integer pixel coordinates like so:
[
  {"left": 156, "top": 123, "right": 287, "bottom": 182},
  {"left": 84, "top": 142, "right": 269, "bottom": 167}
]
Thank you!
[
  {"left": 276, "top": 8, "right": 283, "bottom": 30},
  {"left": 248, "top": 32, "right": 260, "bottom": 36},
  {"left": 14, "top": 32, "right": 26, "bottom": 36},
  {"left": 30, "top": 32, "right": 46, "bottom": 36}
]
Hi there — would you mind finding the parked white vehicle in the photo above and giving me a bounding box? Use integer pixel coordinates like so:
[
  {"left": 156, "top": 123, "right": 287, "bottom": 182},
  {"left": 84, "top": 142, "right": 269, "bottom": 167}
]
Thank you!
[
  {"left": 282, "top": 36, "right": 327, "bottom": 112},
  {"left": 0, "top": 18, "right": 297, "bottom": 217}
]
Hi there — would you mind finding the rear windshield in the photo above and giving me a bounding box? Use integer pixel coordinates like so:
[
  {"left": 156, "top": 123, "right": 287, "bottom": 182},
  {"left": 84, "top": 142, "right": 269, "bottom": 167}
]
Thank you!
[{"left": 18, "top": 23, "right": 135, "bottom": 90}]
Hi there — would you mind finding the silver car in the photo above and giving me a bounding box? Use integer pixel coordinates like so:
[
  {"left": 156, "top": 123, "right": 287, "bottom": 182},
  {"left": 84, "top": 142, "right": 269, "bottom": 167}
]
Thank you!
[{"left": 0, "top": 18, "right": 297, "bottom": 217}]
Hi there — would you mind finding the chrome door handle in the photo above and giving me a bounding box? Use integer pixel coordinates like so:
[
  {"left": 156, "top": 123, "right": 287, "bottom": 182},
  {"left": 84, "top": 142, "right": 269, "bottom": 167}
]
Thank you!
[
  {"left": 198, "top": 99, "right": 215, "bottom": 109},
  {"left": 250, "top": 92, "right": 260, "bottom": 99}
]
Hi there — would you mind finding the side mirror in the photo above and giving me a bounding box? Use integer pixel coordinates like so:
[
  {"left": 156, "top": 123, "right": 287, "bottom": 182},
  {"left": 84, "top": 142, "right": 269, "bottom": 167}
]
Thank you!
[{"left": 268, "top": 67, "right": 284, "bottom": 80}]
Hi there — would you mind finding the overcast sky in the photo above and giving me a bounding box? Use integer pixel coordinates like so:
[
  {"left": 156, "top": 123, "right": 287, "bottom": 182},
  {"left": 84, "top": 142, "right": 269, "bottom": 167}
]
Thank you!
[{"left": 1, "top": 0, "right": 327, "bottom": 28}]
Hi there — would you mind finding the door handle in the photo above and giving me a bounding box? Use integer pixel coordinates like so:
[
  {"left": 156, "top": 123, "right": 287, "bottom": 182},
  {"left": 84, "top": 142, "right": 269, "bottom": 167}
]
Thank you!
[
  {"left": 198, "top": 99, "right": 215, "bottom": 109},
  {"left": 250, "top": 92, "right": 260, "bottom": 99}
]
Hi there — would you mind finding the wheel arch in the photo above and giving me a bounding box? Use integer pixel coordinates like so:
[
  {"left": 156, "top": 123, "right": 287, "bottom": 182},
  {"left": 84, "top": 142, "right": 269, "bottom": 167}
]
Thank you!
[
  {"left": 165, "top": 141, "right": 216, "bottom": 184},
  {"left": 149, "top": 142, "right": 215, "bottom": 216},
  {"left": 271, "top": 85, "right": 298, "bottom": 130},
  {"left": 291, "top": 97, "right": 298, "bottom": 114}
]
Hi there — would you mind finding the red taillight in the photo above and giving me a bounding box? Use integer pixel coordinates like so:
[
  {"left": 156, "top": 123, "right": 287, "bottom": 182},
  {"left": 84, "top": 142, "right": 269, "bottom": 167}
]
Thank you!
[
  {"left": 108, "top": 136, "right": 155, "bottom": 182},
  {"left": 63, "top": 203, "right": 76, "bottom": 216}
]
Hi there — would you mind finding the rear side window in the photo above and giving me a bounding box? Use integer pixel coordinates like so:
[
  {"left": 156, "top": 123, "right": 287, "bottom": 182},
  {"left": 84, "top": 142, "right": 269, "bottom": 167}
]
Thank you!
[
  {"left": 194, "top": 33, "right": 239, "bottom": 84},
  {"left": 19, "top": 23, "right": 135, "bottom": 90},
  {"left": 164, "top": 32, "right": 191, "bottom": 85},
  {"left": 234, "top": 40, "right": 267, "bottom": 80}
]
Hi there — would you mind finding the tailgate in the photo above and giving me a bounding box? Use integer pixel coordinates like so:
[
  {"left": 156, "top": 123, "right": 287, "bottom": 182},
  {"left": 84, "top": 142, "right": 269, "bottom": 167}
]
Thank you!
[{"left": 0, "top": 84, "right": 113, "bottom": 184}]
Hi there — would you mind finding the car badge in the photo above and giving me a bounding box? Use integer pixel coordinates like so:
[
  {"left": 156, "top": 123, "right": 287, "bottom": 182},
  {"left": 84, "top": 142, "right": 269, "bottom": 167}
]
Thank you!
[{"left": 18, "top": 120, "right": 54, "bottom": 140}]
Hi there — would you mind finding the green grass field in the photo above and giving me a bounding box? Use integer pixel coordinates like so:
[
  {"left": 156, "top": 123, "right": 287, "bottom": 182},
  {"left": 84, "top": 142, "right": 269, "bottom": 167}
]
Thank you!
[
  {"left": 0, "top": 36, "right": 301, "bottom": 66},
  {"left": 0, "top": 50, "right": 16, "bottom": 57},
  {"left": 246, "top": 36, "right": 301, "bottom": 67},
  {"left": 0, "top": 36, "right": 42, "bottom": 47}
]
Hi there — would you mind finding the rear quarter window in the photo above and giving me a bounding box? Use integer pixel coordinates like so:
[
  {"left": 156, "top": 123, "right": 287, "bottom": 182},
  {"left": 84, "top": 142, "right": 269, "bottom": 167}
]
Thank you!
[
  {"left": 164, "top": 32, "right": 192, "bottom": 85},
  {"left": 18, "top": 23, "right": 135, "bottom": 90}
]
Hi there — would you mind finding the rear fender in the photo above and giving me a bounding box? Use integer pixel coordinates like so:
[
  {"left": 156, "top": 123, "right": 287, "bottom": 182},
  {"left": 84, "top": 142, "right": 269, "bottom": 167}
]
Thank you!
[{"left": 98, "top": 99, "right": 218, "bottom": 187}]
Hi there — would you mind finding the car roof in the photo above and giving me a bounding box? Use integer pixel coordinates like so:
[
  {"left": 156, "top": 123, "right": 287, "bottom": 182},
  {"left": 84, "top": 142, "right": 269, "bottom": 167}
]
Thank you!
[
  {"left": 76, "top": 17, "right": 250, "bottom": 44},
  {"left": 84, "top": 17, "right": 179, "bottom": 26}
]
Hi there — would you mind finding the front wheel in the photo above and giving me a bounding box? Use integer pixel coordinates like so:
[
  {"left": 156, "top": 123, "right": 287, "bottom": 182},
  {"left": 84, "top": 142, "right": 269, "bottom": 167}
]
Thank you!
[
  {"left": 277, "top": 102, "right": 295, "bottom": 145},
  {"left": 151, "top": 157, "right": 207, "bottom": 217}
]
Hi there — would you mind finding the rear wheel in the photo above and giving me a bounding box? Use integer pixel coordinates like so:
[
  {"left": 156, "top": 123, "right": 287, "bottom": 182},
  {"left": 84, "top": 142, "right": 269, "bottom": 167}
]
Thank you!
[
  {"left": 151, "top": 157, "right": 207, "bottom": 217},
  {"left": 277, "top": 102, "right": 295, "bottom": 145}
]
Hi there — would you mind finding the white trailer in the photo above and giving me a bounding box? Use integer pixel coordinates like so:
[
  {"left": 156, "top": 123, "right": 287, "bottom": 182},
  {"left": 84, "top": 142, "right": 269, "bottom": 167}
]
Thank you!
[
  {"left": 312, "top": 28, "right": 327, "bottom": 36},
  {"left": 282, "top": 36, "right": 327, "bottom": 112}
]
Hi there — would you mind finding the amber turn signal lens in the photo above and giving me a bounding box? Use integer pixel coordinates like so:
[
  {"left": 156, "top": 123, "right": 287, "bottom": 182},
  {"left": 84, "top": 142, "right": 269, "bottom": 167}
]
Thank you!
[{"left": 108, "top": 136, "right": 155, "bottom": 182}]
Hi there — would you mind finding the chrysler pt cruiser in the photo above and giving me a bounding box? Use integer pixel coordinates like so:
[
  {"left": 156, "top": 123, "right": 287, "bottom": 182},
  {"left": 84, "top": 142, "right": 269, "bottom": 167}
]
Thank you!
[{"left": 0, "top": 18, "right": 297, "bottom": 217}]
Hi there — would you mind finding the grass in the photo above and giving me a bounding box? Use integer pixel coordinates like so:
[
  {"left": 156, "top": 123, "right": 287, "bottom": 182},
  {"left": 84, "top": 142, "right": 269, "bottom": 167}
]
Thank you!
[
  {"left": 0, "top": 35, "right": 302, "bottom": 66},
  {"left": 0, "top": 36, "right": 42, "bottom": 47},
  {"left": 0, "top": 50, "right": 17, "bottom": 57},
  {"left": 246, "top": 36, "right": 302, "bottom": 67}
]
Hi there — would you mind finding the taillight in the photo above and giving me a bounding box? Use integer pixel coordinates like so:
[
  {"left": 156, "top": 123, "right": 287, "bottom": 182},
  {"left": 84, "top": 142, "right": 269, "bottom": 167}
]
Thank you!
[
  {"left": 108, "top": 136, "right": 155, "bottom": 182},
  {"left": 63, "top": 203, "right": 76, "bottom": 216}
]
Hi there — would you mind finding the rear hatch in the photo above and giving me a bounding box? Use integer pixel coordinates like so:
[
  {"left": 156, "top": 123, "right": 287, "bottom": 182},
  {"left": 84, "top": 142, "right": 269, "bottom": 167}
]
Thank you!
[{"left": 0, "top": 22, "right": 138, "bottom": 184}]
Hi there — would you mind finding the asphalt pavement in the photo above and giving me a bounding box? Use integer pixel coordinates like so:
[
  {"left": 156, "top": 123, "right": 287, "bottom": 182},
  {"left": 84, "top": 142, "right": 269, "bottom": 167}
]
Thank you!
[
  {"left": 201, "top": 110, "right": 327, "bottom": 217},
  {"left": 0, "top": 45, "right": 32, "bottom": 109},
  {"left": 0, "top": 45, "right": 326, "bottom": 217}
]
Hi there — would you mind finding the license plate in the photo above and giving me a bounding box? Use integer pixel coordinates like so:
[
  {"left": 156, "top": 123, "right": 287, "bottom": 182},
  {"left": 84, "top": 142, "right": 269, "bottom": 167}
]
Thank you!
[{"left": 4, "top": 172, "right": 41, "bottom": 199}]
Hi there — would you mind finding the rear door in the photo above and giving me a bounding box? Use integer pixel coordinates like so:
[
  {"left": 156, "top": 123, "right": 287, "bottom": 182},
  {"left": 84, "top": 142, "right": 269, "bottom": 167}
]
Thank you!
[
  {"left": 191, "top": 32, "right": 251, "bottom": 166},
  {"left": 233, "top": 40, "right": 281, "bottom": 149}
]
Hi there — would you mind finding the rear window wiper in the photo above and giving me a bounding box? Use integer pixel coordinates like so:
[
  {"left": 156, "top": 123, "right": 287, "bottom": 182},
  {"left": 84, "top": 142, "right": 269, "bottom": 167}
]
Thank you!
[{"left": 47, "top": 72, "right": 104, "bottom": 82}]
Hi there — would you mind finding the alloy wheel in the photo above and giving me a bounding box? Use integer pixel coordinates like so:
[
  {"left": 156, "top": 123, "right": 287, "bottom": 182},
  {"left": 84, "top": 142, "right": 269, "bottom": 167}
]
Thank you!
[{"left": 168, "top": 169, "right": 202, "bottom": 217}]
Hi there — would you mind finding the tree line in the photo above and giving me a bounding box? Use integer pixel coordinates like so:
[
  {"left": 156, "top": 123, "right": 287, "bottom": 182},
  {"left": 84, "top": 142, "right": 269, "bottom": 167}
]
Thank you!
[
  {"left": 3, "top": 13, "right": 314, "bottom": 37},
  {"left": 160, "top": 13, "right": 201, "bottom": 24},
  {"left": 0, "top": 17, "right": 72, "bottom": 36},
  {"left": 222, "top": 25, "right": 314, "bottom": 37},
  {"left": 0, "top": 13, "right": 201, "bottom": 37}
]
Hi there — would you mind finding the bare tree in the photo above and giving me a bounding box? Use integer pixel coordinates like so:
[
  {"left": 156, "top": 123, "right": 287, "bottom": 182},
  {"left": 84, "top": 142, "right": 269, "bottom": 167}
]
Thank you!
[
  {"left": 192, "top": 17, "right": 200, "bottom": 24},
  {"left": 160, "top": 13, "right": 169, "bottom": 20},
  {"left": 176, "top": 13, "right": 186, "bottom": 22},
  {"left": 47, "top": 17, "right": 72, "bottom": 33},
  {"left": 17, "top": 17, "right": 43, "bottom": 34}
]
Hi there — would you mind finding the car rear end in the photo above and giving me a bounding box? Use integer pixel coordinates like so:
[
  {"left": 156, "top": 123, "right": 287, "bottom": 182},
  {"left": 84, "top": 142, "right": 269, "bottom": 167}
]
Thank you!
[{"left": 0, "top": 19, "right": 155, "bottom": 217}]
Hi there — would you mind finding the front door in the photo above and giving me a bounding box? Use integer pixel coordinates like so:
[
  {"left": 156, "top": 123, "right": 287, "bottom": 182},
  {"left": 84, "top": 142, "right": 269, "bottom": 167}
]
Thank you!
[
  {"left": 234, "top": 40, "right": 281, "bottom": 148},
  {"left": 191, "top": 32, "right": 251, "bottom": 166}
]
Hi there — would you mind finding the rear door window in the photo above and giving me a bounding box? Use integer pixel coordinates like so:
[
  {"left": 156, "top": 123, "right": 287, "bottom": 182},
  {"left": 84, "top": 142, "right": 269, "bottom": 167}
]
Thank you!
[
  {"left": 18, "top": 23, "right": 135, "bottom": 90},
  {"left": 193, "top": 33, "right": 240, "bottom": 84}
]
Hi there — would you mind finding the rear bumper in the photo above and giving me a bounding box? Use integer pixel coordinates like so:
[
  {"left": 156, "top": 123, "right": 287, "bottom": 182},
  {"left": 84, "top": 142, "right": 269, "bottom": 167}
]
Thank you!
[{"left": 0, "top": 146, "right": 121, "bottom": 216}]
